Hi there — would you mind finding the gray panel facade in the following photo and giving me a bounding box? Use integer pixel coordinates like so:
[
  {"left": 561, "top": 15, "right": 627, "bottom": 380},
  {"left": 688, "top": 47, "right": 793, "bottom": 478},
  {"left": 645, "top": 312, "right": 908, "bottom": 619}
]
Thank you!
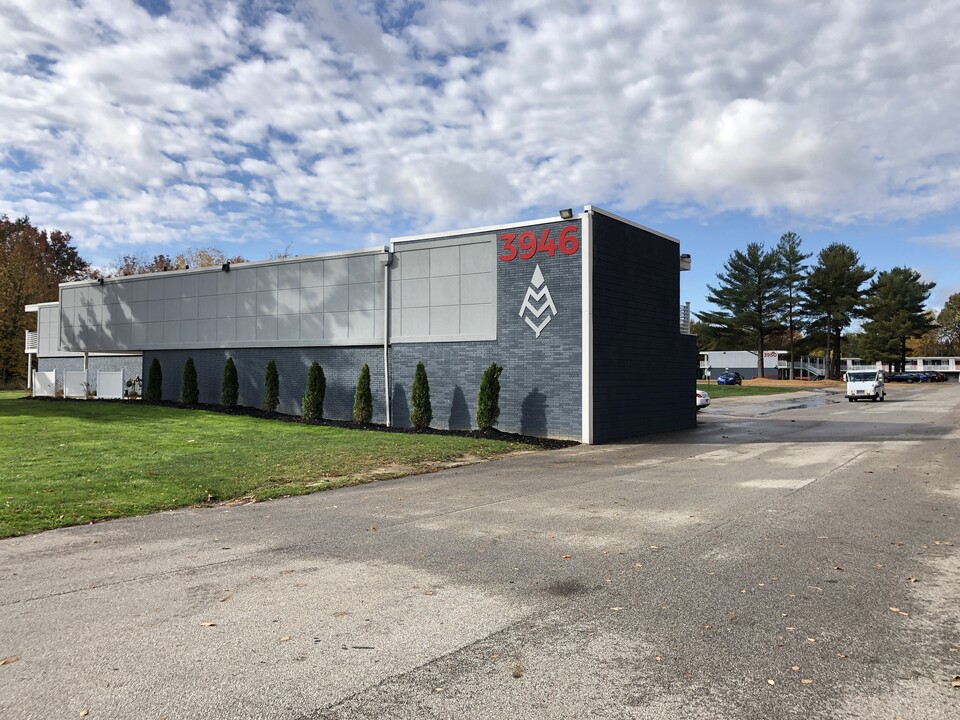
[
  {"left": 591, "top": 213, "right": 697, "bottom": 442},
  {"left": 144, "top": 218, "right": 583, "bottom": 439}
]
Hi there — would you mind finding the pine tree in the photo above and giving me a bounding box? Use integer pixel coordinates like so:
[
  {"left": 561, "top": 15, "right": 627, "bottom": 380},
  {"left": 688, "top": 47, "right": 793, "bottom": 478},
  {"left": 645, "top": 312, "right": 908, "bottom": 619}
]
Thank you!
[
  {"left": 860, "top": 267, "right": 935, "bottom": 372},
  {"left": 221, "top": 357, "right": 239, "bottom": 406},
  {"left": 302, "top": 361, "right": 325, "bottom": 421},
  {"left": 801, "top": 244, "right": 874, "bottom": 379},
  {"left": 180, "top": 357, "right": 199, "bottom": 404},
  {"left": 410, "top": 361, "right": 432, "bottom": 429},
  {"left": 263, "top": 360, "right": 279, "bottom": 412},
  {"left": 697, "top": 243, "right": 784, "bottom": 379},
  {"left": 353, "top": 363, "right": 373, "bottom": 424},
  {"left": 476, "top": 363, "right": 503, "bottom": 431},
  {"left": 774, "top": 232, "right": 811, "bottom": 379},
  {"left": 144, "top": 357, "right": 163, "bottom": 403},
  {"left": 938, "top": 293, "right": 960, "bottom": 355}
]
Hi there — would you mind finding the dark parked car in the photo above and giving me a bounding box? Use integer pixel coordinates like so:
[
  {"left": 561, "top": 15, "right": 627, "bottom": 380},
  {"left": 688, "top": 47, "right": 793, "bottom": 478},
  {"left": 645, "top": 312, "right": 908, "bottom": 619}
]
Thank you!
[
  {"left": 886, "top": 371, "right": 934, "bottom": 383},
  {"left": 716, "top": 372, "right": 743, "bottom": 386}
]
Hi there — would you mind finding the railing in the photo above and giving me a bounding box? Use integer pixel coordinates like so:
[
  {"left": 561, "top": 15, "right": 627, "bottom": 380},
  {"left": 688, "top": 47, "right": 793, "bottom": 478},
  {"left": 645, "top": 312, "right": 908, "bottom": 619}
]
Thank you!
[
  {"left": 25, "top": 330, "right": 38, "bottom": 353},
  {"left": 680, "top": 302, "right": 691, "bottom": 334}
]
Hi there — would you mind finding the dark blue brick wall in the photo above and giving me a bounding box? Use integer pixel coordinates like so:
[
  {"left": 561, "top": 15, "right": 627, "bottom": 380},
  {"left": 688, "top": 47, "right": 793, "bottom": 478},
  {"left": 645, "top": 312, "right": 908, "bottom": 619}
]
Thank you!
[{"left": 591, "top": 213, "right": 697, "bottom": 442}]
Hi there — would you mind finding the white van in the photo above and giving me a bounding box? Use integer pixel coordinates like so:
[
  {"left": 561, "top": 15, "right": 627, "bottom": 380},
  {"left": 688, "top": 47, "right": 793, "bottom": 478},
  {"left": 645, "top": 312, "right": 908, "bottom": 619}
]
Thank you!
[{"left": 846, "top": 370, "right": 885, "bottom": 402}]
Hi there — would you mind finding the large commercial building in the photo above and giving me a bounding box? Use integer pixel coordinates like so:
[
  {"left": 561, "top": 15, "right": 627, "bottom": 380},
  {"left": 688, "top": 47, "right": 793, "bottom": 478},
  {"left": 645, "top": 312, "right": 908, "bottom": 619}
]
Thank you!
[{"left": 32, "top": 206, "right": 697, "bottom": 443}]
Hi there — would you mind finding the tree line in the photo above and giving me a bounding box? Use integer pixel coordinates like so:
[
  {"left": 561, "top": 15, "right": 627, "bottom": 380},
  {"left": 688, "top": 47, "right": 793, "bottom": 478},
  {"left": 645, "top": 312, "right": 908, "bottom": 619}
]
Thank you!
[
  {"left": 0, "top": 214, "right": 249, "bottom": 385},
  {"left": 695, "top": 232, "right": 959, "bottom": 380}
]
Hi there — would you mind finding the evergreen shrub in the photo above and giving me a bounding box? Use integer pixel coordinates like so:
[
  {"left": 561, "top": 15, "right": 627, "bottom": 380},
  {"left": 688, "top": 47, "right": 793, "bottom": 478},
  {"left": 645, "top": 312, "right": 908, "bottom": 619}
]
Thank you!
[
  {"left": 180, "top": 357, "right": 199, "bottom": 404},
  {"left": 221, "top": 357, "right": 239, "bottom": 407},
  {"left": 476, "top": 362, "right": 503, "bottom": 431},
  {"left": 353, "top": 363, "right": 373, "bottom": 424},
  {"left": 302, "top": 361, "right": 325, "bottom": 421},
  {"left": 410, "top": 361, "right": 432, "bottom": 429}
]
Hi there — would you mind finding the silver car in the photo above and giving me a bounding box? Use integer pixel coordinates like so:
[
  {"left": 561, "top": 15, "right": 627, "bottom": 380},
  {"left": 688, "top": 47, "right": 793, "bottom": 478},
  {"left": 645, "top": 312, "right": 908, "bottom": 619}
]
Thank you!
[{"left": 696, "top": 389, "right": 711, "bottom": 411}]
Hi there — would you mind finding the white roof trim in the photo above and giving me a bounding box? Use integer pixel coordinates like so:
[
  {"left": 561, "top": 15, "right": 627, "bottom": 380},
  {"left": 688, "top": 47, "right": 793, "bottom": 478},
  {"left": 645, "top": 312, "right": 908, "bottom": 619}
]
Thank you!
[
  {"left": 391, "top": 214, "right": 575, "bottom": 245},
  {"left": 24, "top": 302, "right": 59, "bottom": 311},
  {"left": 584, "top": 205, "right": 680, "bottom": 244}
]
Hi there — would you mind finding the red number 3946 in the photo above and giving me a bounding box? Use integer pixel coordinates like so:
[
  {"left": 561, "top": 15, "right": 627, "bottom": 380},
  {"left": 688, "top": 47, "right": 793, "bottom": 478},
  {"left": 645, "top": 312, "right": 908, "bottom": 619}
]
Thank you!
[{"left": 499, "top": 225, "right": 579, "bottom": 262}]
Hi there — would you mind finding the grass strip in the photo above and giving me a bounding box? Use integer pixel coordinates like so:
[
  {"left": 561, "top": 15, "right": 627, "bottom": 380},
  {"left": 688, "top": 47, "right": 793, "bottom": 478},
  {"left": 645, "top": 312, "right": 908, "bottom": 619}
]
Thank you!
[
  {"left": 696, "top": 382, "right": 810, "bottom": 398},
  {"left": 0, "top": 394, "right": 526, "bottom": 538}
]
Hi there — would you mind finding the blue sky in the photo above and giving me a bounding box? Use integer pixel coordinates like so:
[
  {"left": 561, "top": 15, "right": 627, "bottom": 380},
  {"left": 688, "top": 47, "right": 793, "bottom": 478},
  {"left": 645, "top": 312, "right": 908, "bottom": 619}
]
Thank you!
[{"left": 2, "top": 0, "right": 960, "bottom": 314}]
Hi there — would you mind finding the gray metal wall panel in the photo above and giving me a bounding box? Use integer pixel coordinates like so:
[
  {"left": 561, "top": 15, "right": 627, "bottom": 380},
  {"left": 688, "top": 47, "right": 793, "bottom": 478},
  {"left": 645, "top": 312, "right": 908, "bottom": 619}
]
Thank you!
[{"left": 60, "top": 251, "right": 390, "bottom": 353}]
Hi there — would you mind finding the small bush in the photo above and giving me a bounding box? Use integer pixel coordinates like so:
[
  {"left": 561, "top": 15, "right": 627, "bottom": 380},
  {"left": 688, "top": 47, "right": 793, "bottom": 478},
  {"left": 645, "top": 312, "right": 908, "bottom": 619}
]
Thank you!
[
  {"left": 263, "top": 360, "right": 279, "bottom": 412},
  {"left": 302, "top": 361, "right": 325, "bottom": 421},
  {"left": 476, "top": 362, "right": 503, "bottom": 430},
  {"left": 221, "top": 357, "right": 239, "bottom": 407},
  {"left": 145, "top": 358, "right": 163, "bottom": 403},
  {"left": 410, "top": 361, "right": 432, "bottom": 429},
  {"left": 353, "top": 363, "right": 373, "bottom": 424},
  {"left": 180, "top": 357, "right": 199, "bottom": 404}
]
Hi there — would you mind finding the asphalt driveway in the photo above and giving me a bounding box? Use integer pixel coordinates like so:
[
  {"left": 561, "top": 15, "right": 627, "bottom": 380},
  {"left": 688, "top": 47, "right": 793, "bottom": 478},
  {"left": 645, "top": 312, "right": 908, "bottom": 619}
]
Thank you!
[{"left": 2, "top": 383, "right": 958, "bottom": 719}]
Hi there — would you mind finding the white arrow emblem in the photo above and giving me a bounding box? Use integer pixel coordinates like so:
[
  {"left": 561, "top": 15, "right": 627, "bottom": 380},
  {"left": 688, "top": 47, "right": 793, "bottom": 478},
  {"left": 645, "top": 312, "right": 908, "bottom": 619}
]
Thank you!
[{"left": 519, "top": 265, "right": 557, "bottom": 338}]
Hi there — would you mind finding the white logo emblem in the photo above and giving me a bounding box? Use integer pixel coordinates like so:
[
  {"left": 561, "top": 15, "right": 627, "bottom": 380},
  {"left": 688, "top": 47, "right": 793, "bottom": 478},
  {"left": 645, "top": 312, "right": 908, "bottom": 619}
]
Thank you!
[{"left": 519, "top": 264, "right": 557, "bottom": 338}]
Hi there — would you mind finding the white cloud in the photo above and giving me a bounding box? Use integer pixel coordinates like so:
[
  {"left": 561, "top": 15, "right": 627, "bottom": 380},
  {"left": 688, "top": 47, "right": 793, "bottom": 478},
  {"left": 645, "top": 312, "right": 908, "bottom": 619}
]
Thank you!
[
  {"left": 2, "top": 0, "right": 960, "bottom": 262},
  {"left": 911, "top": 231, "right": 960, "bottom": 248}
]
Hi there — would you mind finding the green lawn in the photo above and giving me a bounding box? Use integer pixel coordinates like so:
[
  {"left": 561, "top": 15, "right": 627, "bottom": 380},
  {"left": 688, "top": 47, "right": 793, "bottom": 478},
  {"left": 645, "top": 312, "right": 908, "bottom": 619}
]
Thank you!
[
  {"left": 696, "top": 382, "right": 809, "bottom": 398},
  {"left": 0, "top": 394, "right": 526, "bottom": 538}
]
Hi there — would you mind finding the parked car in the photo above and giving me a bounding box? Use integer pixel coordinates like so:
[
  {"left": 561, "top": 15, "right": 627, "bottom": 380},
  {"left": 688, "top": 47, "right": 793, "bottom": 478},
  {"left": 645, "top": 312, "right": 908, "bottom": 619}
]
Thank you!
[
  {"left": 886, "top": 372, "right": 918, "bottom": 383},
  {"left": 696, "top": 389, "right": 711, "bottom": 411},
  {"left": 929, "top": 371, "right": 947, "bottom": 382},
  {"left": 716, "top": 372, "right": 743, "bottom": 386}
]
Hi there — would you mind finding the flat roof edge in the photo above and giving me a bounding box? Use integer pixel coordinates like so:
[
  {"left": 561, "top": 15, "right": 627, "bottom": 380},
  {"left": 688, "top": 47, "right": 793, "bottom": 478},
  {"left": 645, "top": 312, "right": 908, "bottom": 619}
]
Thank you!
[{"left": 391, "top": 214, "right": 574, "bottom": 245}]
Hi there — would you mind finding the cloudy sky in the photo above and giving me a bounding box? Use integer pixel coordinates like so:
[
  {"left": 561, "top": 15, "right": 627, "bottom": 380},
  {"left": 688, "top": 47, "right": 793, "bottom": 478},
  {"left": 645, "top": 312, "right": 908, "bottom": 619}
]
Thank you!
[{"left": 3, "top": 0, "right": 960, "bottom": 312}]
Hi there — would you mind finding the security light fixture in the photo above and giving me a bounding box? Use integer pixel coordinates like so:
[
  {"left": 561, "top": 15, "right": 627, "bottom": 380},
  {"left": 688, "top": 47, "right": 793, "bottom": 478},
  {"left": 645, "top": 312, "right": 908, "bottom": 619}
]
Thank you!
[
  {"left": 97, "top": 277, "right": 104, "bottom": 286},
  {"left": 222, "top": 262, "right": 230, "bottom": 272},
  {"left": 559, "top": 208, "right": 574, "bottom": 219}
]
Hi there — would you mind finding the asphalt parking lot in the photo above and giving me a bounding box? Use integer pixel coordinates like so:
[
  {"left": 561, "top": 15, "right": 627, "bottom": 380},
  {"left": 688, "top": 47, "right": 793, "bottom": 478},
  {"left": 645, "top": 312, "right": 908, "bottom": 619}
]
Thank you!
[{"left": 2, "top": 383, "right": 958, "bottom": 719}]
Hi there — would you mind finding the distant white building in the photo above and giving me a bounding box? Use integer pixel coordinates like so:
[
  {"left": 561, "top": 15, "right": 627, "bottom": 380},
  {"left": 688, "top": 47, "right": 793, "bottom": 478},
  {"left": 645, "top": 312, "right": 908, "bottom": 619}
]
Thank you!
[
  {"left": 699, "top": 351, "right": 959, "bottom": 382},
  {"left": 699, "top": 350, "right": 784, "bottom": 380}
]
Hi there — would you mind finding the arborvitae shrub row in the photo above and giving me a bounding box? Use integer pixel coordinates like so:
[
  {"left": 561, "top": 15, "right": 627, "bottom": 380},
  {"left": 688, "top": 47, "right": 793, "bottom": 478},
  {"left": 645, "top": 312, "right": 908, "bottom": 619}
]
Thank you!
[{"left": 165, "top": 357, "right": 511, "bottom": 432}]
